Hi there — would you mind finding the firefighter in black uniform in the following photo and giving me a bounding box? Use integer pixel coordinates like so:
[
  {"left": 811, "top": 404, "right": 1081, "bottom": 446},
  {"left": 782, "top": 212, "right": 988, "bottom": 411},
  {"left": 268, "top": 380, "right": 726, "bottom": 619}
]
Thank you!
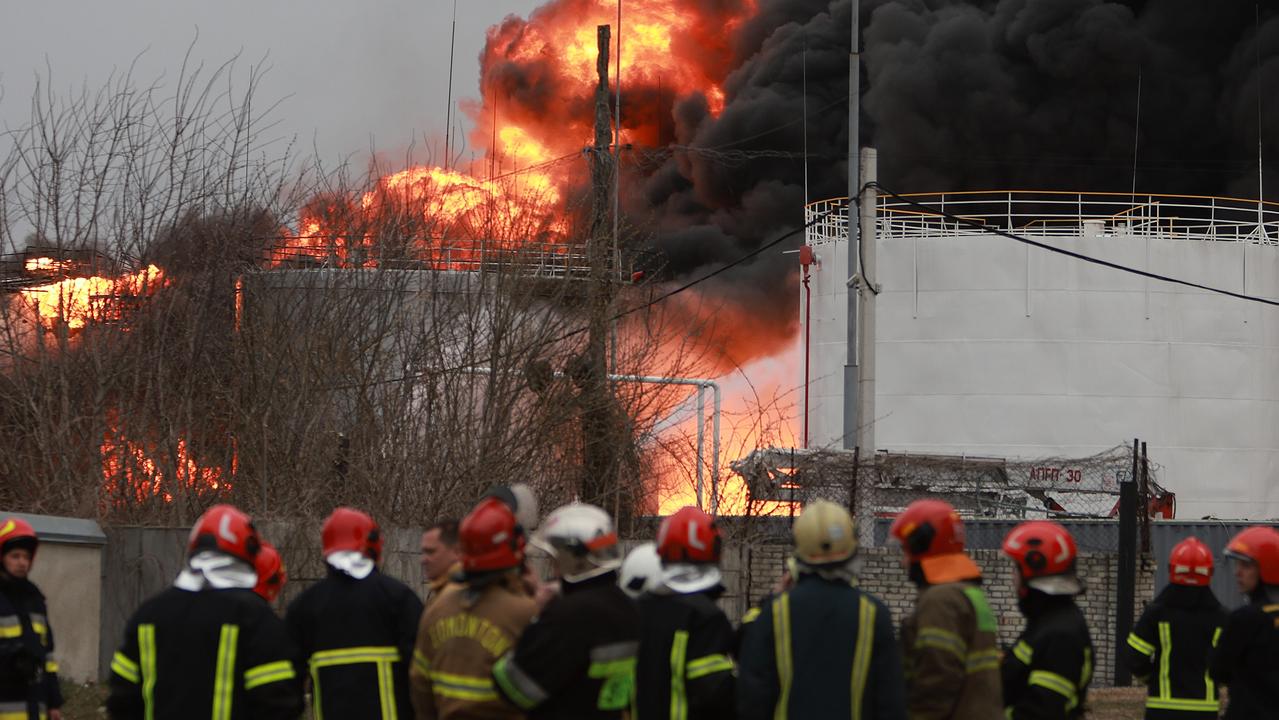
[
  {"left": 492, "top": 502, "right": 641, "bottom": 719},
  {"left": 736, "top": 500, "right": 907, "bottom": 720},
  {"left": 1000, "top": 521, "right": 1094, "bottom": 720},
  {"left": 634, "top": 506, "right": 735, "bottom": 720},
  {"left": 106, "top": 504, "right": 303, "bottom": 719},
  {"left": 286, "top": 507, "right": 424, "bottom": 720},
  {"left": 1126, "top": 537, "right": 1227, "bottom": 719},
  {"left": 0, "top": 518, "right": 63, "bottom": 720},
  {"left": 1210, "top": 525, "right": 1279, "bottom": 720}
]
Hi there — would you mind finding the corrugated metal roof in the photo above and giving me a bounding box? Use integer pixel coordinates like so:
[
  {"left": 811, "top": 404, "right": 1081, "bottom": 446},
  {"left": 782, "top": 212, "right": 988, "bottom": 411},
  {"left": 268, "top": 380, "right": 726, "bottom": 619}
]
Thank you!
[{"left": 2, "top": 511, "right": 106, "bottom": 545}]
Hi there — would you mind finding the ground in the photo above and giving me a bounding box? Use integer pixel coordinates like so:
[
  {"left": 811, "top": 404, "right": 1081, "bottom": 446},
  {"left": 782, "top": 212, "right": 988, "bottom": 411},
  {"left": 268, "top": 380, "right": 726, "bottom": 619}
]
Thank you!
[{"left": 60, "top": 682, "right": 1152, "bottom": 719}]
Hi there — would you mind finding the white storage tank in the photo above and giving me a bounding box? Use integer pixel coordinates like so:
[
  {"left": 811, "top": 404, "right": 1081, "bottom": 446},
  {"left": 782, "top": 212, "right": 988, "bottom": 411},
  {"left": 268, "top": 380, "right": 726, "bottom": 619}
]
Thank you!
[{"left": 802, "top": 191, "right": 1279, "bottom": 520}]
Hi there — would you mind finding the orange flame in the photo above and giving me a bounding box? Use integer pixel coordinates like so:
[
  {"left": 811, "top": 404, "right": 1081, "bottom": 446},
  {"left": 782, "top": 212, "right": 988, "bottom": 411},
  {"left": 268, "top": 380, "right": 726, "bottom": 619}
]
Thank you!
[
  {"left": 21, "top": 264, "right": 165, "bottom": 330},
  {"left": 101, "top": 418, "right": 232, "bottom": 505}
]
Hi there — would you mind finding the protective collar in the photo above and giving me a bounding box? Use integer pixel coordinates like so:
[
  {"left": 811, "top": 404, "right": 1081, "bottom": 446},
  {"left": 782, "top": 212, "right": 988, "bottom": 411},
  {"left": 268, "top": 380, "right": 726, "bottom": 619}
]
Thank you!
[
  {"left": 326, "top": 550, "right": 375, "bottom": 580},
  {"left": 175, "top": 551, "right": 258, "bottom": 591}
]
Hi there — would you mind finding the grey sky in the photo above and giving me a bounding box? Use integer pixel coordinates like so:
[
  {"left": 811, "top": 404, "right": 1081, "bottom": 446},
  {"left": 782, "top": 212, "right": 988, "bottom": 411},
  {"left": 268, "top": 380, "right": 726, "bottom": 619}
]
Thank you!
[{"left": 0, "top": 0, "right": 542, "bottom": 167}]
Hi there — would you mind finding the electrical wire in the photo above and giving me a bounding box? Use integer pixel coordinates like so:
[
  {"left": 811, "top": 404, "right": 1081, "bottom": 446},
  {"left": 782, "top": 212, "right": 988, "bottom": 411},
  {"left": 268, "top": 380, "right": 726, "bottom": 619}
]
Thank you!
[
  {"left": 870, "top": 182, "right": 1279, "bottom": 308},
  {"left": 320, "top": 206, "right": 837, "bottom": 392}
]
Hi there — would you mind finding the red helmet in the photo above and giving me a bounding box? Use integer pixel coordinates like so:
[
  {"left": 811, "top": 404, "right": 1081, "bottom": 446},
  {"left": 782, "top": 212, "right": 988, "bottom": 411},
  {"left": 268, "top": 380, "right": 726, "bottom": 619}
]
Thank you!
[
  {"left": 1224, "top": 525, "right": 1279, "bottom": 585},
  {"left": 254, "top": 543, "right": 286, "bottom": 603},
  {"left": 1168, "top": 537, "right": 1214, "bottom": 587},
  {"left": 0, "top": 518, "right": 38, "bottom": 559},
  {"left": 459, "top": 498, "right": 525, "bottom": 573},
  {"left": 188, "top": 505, "right": 261, "bottom": 564},
  {"left": 657, "top": 506, "right": 722, "bottom": 565},
  {"left": 890, "top": 499, "right": 980, "bottom": 584},
  {"left": 322, "top": 507, "right": 382, "bottom": 562},
  {"left": 1002, "top": 521, "right": 1081, "bottom": 596}
]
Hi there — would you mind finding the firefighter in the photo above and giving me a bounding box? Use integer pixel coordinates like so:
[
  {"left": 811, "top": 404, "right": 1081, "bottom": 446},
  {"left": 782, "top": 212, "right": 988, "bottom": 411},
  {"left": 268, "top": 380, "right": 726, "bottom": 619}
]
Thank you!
[
  {"left": 410, "top": 497, "right": 538, "bottom": 720},
  {"left": 285, "top": 507, "right": 424, "bottom": 720},
  {"left": 634, "top": 506, "right": 735, "bottom": 720},
  {"left": 618, "top": 542, "right": 662, "bottom": 599},
  {"left": 253, "top": 542, "right": 286, "bottom": 605},
  {"left": 736, "top": 500, "right": 907, "bottom": 720},
  {"left": 0, "top": 518, "right": 62, "bottom": 720},
  {"left": 1000, "top": 521, "right": 1094, "bottom": 720},
  {"left": 1125, "top": 536, "right": 1226, "bottom": 719},
  {"left": 420, "top": 520, "right": 460, "bottom": 607},
  {"left": 106, "top": 504, "right": 303, "bottom": 719},
  {"left": 889, "top": 499, "right": 1001, "bottom": 719},
  {"left": 491, "top": 502, "right": 641, "bottom": 719},
  {"left": 1209, "top": 525, "right": 1279, "bottom": 719}
]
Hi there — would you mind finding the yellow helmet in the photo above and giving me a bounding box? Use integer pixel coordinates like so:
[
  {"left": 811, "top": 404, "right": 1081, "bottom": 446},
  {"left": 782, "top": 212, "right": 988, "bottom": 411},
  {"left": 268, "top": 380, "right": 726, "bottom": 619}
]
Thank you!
[{"left": 793, "top": 500, "right": 857, "bottom": 565}]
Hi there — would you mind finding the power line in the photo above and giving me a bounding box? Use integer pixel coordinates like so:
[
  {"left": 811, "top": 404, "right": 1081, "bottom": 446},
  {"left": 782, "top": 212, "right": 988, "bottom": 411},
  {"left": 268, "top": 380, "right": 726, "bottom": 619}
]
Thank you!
[{"left": 871, "top": 182, "right": 1279, "bottom": 308}]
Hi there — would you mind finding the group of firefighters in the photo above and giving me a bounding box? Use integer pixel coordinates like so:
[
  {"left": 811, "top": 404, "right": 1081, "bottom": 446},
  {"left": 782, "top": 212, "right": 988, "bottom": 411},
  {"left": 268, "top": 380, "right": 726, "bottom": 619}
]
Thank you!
[{"left": 1, "top": 490, "right": 1278, "bottom": 719}]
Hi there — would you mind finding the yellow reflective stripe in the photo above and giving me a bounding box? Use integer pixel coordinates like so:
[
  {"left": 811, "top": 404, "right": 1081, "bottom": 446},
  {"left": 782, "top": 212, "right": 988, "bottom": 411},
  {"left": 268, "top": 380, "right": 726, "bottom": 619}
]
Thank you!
[
  {"left": 1157, "top": 622, "right": 1172, "bottom": 700},
  {"left": 1081, "top": 647, "right": 1093, "bottom": 691},
  {"left": 430, "top": 671, "right": 498, "bottom": 702},
  {"left": 741, "top": 607, "right": 761, "bottom": 625},
  {"left": 377, "top": 658, "right": 398, "bottom": 720},
  {"left": 308, "top": 645, "right": 400, "bottom": 667},
  {"left": 1127, "top": 632, "right": 1155, "bottom": 657},
  {"left": 670, "top": 629, "right": 690, "bottom": 720},
  {"left": 492, "top": 655, "right": 541, "bottom": 710},
  {"left": 686, "top": 654, "right": 734, "bottom": 680},
  {"left": 965, "top": 648, "right": 1002, "bottom": 674},
  {"left": 916, "top": 627, "right": 967, "bottom": 661},
  {"left": 772, "top": 594, "right": 792, "bottom": 720},
  {"left": 212, "top": 624, "right": 239, "bottom": 720},
  {"left": 1028, "top": 670, "right": 1077, "bottom": 709},
  {"left": 412, "top": 648, "right": 430, "bottom": 676},
  {"left": 1206, "top": 627, "right": 1222, "bottom": 701},
  {"left": 850, "top": 596, "right": 876, "bottom": 720},
  {"left": 111, "top": 652, "right": 141, "bottom": 684},
  {"left": 0, "top": 626, "right": 20, "bottom": 639},
  {"left": 44, "top": 660, "right": 58, "bottom": 674},
  {"left": 139, "top": 624, "right": 157, "bottom": 720},
  {"left": 244, "top": 660, "right": 295, "bottom": 690},
  {"left": 1012, "top": 640, "right": 1033, "bottom": 665},
  {"left": 1146, "top": 697, "right": 1220, "bottom": 711}
]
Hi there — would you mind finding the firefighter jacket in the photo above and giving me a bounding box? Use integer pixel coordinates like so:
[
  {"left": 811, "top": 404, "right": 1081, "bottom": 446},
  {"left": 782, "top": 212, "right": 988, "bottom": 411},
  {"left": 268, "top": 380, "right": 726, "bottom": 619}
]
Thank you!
[
  {"left": 1001, "top": 593, "right": 1094, "bottom": 720},
  {"left": 735, "top": 572, "right": 907, "bottom": 720},
  {"left": 285, "top": 566, "right": 424, "bottom": 720},
  {"left": 0, "top": 576, "right": 61, "bottom": 720},
  {"left": 492, "top": 571, "right": 641, "bottom": 720},
  {"left": 106, "top": 586, "right": 303, "bottom": 720},
  {"left": 1209, "top": 592, "right": 1279, "bottom": 720},
  {"left": 424, "top": 563, "right": 463, "bottom": 611},
  {"left": 1125, "top": 584, "right": 1227, "bottom": 719},
  {"left": 410, "top": 573, "right": 538, "bottom": 720},
  {"left": 634, "top": 590, "right": 735, "bottom": 720},
  {"left": 900, "top": 581, "right": 1002, "bottom": 720}
]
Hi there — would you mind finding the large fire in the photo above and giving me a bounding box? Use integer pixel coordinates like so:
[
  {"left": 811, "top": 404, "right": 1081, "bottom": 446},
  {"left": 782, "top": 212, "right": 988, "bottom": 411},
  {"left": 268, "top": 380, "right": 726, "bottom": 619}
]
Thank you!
[{"left": 21, "top": 264, "right": 165, "bottom": 331}]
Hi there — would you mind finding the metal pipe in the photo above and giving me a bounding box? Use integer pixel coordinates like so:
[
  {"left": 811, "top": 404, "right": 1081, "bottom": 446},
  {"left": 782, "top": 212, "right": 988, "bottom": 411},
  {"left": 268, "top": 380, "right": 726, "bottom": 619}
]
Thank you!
[
  {"left": 844, "top": 0, "right": 860, "bottom": 452},
  {"left": 712, "top": 383, "right": 721, "bottom": 516},
  {"left": 696, "top": 386, "right": 705, "bottom": 509}
]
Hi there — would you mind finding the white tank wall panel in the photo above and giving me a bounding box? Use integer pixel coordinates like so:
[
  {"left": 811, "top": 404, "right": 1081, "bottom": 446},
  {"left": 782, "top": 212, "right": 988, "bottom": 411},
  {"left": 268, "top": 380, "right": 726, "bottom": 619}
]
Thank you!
[{"left": 805, "top": 210, "right": 1279, "bottom": 519}]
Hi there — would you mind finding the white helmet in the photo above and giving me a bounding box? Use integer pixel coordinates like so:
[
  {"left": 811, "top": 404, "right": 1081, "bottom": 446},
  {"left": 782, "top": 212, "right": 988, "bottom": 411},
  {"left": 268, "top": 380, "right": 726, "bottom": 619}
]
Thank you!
[
  {"left": 533, "top": 503, "right": 621, "bottom": 584},
  {"left": 619, "top": 542, "right": 664, "bottom": 598}
]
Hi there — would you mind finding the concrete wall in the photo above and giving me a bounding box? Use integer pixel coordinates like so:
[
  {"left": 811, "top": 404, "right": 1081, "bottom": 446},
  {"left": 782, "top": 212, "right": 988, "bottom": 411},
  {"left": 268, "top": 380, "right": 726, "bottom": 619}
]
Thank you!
[{"left": 28, "top": 542, "right": 103, "bottom": 683}]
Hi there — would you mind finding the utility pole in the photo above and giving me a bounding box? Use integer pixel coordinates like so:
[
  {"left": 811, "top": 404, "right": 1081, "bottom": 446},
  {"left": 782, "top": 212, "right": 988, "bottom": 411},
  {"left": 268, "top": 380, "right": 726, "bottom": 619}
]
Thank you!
[
  {"left": 844, "top": 0, "right": 860, "bottom": 452},
  {"left": 578, "top": 25, "right": 624, "bottom": 512}
]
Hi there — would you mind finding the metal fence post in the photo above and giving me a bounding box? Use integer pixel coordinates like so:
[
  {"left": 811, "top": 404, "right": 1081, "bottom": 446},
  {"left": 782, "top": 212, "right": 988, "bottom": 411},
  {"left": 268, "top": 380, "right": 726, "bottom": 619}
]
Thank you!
[{"left": 1114, "top": 438, "right": 1139, "bottom": 686}]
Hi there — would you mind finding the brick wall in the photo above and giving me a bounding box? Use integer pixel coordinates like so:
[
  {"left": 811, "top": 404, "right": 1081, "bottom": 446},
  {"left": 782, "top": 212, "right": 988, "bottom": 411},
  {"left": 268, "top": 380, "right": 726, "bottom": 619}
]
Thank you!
[{"left": 726, "top": 539, "right": 1154, "bottom": 688}]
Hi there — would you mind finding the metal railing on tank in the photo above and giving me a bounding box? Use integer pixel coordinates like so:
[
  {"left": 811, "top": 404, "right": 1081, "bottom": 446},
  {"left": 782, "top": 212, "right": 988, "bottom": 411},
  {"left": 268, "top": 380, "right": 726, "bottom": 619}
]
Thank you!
[{"left": 806, "top": 191, "right": 1279, "bottom": 245}]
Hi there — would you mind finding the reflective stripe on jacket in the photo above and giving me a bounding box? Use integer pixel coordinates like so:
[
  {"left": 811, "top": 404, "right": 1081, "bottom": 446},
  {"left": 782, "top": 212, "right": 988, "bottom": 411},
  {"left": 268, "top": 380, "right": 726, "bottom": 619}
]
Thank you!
[
  {"left": 412, "top": 575, "right": 537, "bottom": 720},
  {"left": 634, "top": 591, "right": 735, "bottom": 720},
  {"left": 1001, "top": 596, "right": 1093, "bottom": 720},
  {"left": 735, "top": 573, "right": 906, "bottom": 720},
  {"left": 1126, "top": 584, "right": 1226, "bottom": 719},
  {"left": 901, "top": 581, "right": 1002, "bottom": 719}
]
